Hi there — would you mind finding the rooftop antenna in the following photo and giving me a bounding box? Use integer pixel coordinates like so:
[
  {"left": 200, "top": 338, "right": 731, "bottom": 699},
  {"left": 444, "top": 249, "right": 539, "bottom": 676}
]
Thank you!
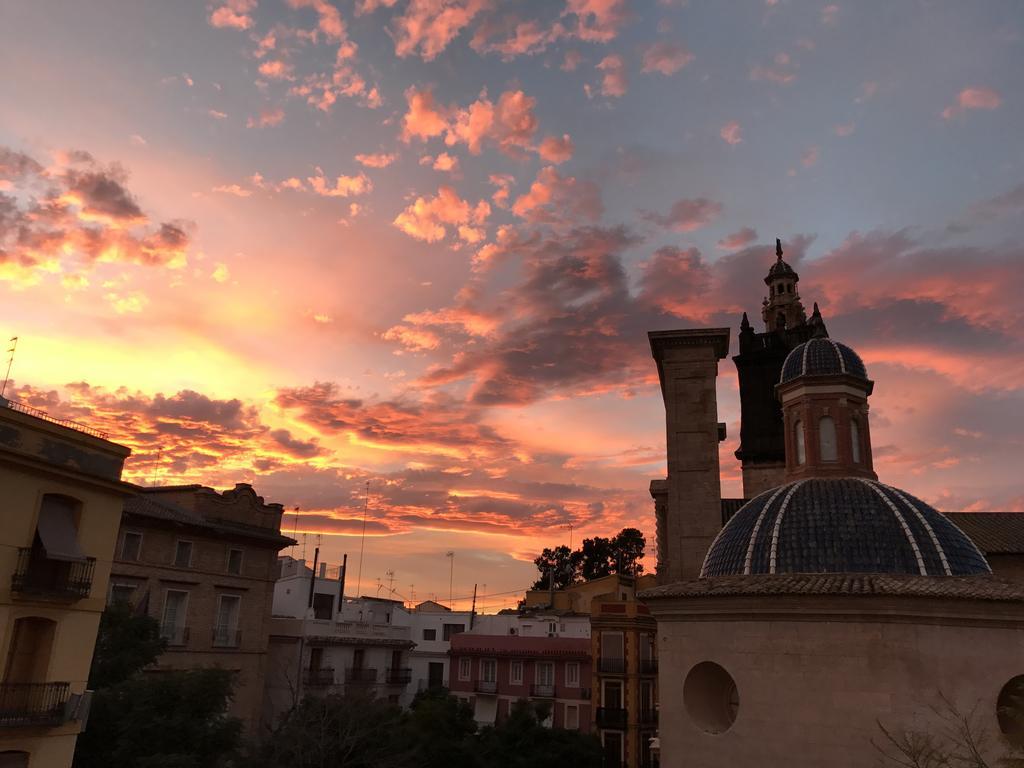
[
  {"left": 563, "top": 522, "right": 574, "bottom": 550},
  {"left": 1, "top": 336, "right": 18, "bottom": 399},
  {"left": 290, "top": 506, "right": 300, "bottom": 559},
  {"left": 385, "top": 569, "right": 395, "bottom": 597},
  {"left": 409, "top": 584, "right": 415, "bottom": 607},
  {"left": 356, "top": 480, "right": 369, "bottom": 599},
  {"left": 446, "top": 551, "right": 455, "bottom": 609}
]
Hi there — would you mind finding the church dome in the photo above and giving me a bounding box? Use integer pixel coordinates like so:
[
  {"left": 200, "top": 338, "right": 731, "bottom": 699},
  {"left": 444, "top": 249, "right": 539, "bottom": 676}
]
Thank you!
[
  {"left": 780, "top": 337, "right": 867, "bottom": 384},
  {"left": 701, "top": 478, "right": 991, "bottom": 578},
  {"left": 766, "top": 257, "right": 798, "bottom": 282}
]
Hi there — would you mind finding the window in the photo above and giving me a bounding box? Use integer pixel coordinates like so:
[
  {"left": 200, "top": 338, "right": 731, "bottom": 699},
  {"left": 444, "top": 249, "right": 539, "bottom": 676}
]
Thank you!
[
  {"left": 536, "top": 662, "right": 554, "bottom": 686},
  {"left": 120, "top": 531, "right": 142, "bottom": 561},
  {"left": 548, "top": 622, "right": 557, "bottom": 635},
  {"left": 600, "top": 631, "right": 625, "bottom": 673},
  {"left": 4, "top": 617, "right": 56, "bottom": 683},
  {"left": 227, "top": 548, "right": 243, "bottom": 575},
  {"left": 510, "top": 660, "right": 523, "bottom": 685},
  {"left": 108, "top": 583, "right": 136, "bottom": 606},
  {"left": 458, "top": 657, "right": 471, "bottom": 681},
  {"left": 819, "top": 416, "right": 838, "bottom": 462},
  {"left": 214, "top": 594, "right": 241, "bottom": 647},
  {"left": 565, "top": 662, "right": 580, "bottom": 687},
  {"left": 36, "top": 494, "right": 85, "bottom": 561},
  {"left": 161, "top": 590, "right": 189, "bottom": 645},
  {"left": 794, "top": 420, "right": 806, "bottom": 465},
  {"left": 480, "top": 659, "right": 497, "bottom": 683},
  {"left": 565, "top": 704, "right": 579, "bottom": 730},
  {"left": 312, "top": 592, "right": 334, "bottom": 620},
  {"left": 851, "top": 419, "right": 861, "bottom": 463},
  {"left": 423, "top": 628, "right": 437, "bottom": 641},
  {"left": 442, "top": 623, "right": 465, "bottom": 641},
  {"left": 173, "top": 540, "right": 193, "bottom": 568}
]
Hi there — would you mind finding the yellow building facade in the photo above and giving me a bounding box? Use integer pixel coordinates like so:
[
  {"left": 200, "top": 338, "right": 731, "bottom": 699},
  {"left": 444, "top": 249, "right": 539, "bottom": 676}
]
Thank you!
[{"left": 0, "top": 398, "right": 131, "bottom": 768}]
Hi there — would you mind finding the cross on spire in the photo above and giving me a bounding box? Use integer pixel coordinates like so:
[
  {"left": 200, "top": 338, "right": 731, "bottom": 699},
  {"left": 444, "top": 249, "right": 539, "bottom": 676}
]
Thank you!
[{"left": 776, "top": 237, "right": 783, "bottom": 260}]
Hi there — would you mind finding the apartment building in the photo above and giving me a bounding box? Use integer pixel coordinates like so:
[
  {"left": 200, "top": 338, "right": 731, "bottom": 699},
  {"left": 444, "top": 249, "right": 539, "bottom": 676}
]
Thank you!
[
  {"left": 0, "top": 396, "right": 131, "bottom": 768},
  {"left": 109, "top": 483, "right": 294, "bottom": 734},
  {"left": 448, "top": 633, "right": 592, "bottom": 730}
]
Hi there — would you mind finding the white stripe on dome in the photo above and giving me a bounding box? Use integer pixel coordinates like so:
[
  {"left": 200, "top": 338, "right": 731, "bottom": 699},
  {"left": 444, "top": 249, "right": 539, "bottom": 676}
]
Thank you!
[
  {"left": 742, "top": 484, "right": 789, "bottom": 575},
  {"left": 882, "top": 482, "right": 952, "bottom": 576},
  {"left": 857, "top": 479, "right": 927, "bottom": 576},
  {"left": 826, "top": 339, "right": 847, "bottom": 373},
  {"left": 800, "top": 340, "right": 811, "bottom": 376},
  {"left": 768, "top": 480, "right": 808, "bottom": 574}
]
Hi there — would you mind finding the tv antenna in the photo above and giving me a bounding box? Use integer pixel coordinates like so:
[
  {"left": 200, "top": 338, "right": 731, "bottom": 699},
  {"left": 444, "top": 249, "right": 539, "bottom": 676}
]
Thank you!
[
  {"left": 1, "top": 336, "right": 18, "bottom": 399},
  {"left": 355, "top": 480, "right": 369, "bottom": 600},
  {"left": 446, "top": 551, "right": 455, "bottom": 609},
  {"left": 385, "top": 569, "right": 395, "bottom": 597}
]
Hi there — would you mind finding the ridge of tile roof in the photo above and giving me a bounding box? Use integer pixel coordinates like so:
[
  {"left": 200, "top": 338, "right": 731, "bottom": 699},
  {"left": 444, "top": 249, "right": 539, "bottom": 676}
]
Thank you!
[{"left": 944, "top": 512, "right": 1024, "bottom": 555}]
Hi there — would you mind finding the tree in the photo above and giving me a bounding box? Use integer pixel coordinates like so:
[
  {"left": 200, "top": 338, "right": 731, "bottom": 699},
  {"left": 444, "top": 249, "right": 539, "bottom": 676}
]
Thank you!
[
  {"left": 531, "top": 528, "right": 646, "bottom": 589},
  {"left": 477, "top": 700, "right": 602, "bottom": 768},
  {"left": 87, "top": 600, "right": 165, "bottom": 689},
  {"left": 400, "top": 687, "right": 480, "bottom": 768}
]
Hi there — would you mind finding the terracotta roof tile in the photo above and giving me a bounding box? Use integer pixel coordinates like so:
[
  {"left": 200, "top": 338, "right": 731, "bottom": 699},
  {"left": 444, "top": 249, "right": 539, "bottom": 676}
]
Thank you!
[{"left": 944, "top": 513, "right": 1024, "bottom": 555}]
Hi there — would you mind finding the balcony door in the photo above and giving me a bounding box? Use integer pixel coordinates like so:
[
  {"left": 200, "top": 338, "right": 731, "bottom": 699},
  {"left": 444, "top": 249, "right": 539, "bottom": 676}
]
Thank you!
[
  {"left": 4, "top": 618, "right": 55, "bottom": 684},
  {"left": 161, "top": 590, "right": 189, "bottom": 645},
  {"left": 603, "top": 680, "right": 622, "bottom": 709},
  {"left": 214, "top": 594, "right": 241, "bottom": 646}
]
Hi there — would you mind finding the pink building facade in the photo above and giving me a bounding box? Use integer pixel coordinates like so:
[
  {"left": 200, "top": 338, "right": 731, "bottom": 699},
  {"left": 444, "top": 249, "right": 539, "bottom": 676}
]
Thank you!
[{"left": 448, "top": 634, "right": 592, "bottom": 731}]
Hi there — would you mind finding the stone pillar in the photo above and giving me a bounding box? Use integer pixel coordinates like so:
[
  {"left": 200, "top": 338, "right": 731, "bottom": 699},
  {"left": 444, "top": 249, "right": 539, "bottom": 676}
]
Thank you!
[{"left": 649, "top": 329, "right": 730, "bottom": 583}]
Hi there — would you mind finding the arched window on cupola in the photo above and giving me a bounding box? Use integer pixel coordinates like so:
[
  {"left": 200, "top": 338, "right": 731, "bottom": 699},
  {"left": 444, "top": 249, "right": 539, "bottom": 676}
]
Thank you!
[
  {"left": 850, "top": 418, "right": 861, "bottom": 464},
  {"left": 794, "top": 420, "right": 806, "bottom": 465},
  {"left": 819, "top": 416, "right": 838, "bottom": 462}
]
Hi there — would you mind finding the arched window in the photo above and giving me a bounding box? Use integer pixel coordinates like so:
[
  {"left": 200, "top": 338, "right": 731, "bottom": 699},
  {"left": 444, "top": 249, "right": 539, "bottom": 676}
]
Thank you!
[
  {"left": 819, "top": 417, "right": 838, "bottom": 462},
  {"left": 794, "top": 420, "right": 805, "bottom": 465},
  {"left": 850, "top": 419, "right": 861, "bottom": 463}
]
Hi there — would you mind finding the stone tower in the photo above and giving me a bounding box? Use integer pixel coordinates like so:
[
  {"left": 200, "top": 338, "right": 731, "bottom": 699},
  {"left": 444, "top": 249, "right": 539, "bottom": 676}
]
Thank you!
[{"left": 733, "top": 240, "right": 826, "bottom": 498}]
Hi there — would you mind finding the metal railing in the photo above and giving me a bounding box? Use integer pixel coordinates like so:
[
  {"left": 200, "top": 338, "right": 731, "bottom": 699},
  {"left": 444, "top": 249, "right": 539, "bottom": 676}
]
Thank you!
[
  {"left": 596, "top": 707, "right": 628, "bottom": 729},
  {"left": 161, "top": 624, "right": 189, "bottom": 646},
  {"left": 530, "top": 683, "right": 555, "bottom": 698},
  {"left": 303, "top": 668, "right": 336, "bottom": 686},
  {"left": 11, "top": 549, "right": 95, "bottom": 600},
  {"left": 212, "top": 627, "right": 241, "bottom": 648},
  {"left": 474, "top": 680, "right": 498, "bottom": 694},
  {"left": 639, "top": 659, "right": 658, "bottom": 674},
  {"left": 386, "top": 668, "right": 412, "bottom": 685},
  {"left": 599, "top": 658, "right": 626, "bottom": 674},
  {"left": 639, "top": 708, "right": 658, "bottom": 725},
  {"left": 2, "top": 398, "right": 109, "bottom": 439},
  {"left": 0, "top": 683, "right": 71, "bottom": 727},
  {"left": 579, "top": 687, "right": 592, "bottom": 700},
  {"left": 345, "top": 667, "right": 378, "bottom": 683}
]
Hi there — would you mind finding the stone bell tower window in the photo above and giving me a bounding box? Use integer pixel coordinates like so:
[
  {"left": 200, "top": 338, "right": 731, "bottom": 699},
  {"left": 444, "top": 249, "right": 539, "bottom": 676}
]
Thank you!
[
  {"left": 794, "top": 420, "right": 806, "bottom": 465},
  {"left": 819, "top": 417, "right": 837, "bottom": 462},
  {"left": 850, "top": 419, "right": 861, "bottom": 464}
]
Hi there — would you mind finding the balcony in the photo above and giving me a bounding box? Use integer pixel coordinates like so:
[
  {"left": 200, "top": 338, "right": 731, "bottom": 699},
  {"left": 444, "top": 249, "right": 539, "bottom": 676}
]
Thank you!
[
  {"left": 639, "top": 708, "right": 658, "bottom": 725},
  {"left": 530, "top": 683, "right": 555, "bottom": 698},
  {"left": 579, "top": 687, "right": 592, "bottom": 700},
  {"left": 161, "top": 624, "right": 189, "bottom": 647},
  {"left": 345, "top": 667, "right": 378, "bottom": 684},
  {"left": 599, "top": 658, "right": 625, "bottom": 674},
  {"left": 212, "top": 627, "right": 241, "bottom": 648},
  {"left": 11, "top": 549, "right": 95, "bottom": 601},
  {"left": 596, "top": 707, "right": 628, "bottom": 729},
  {"left": 639, "top": 659, "right": 658, "bottom": 675},
  {"left": 0, "top": 683, "right": 71, "bottom": 727},
  {"left": 303, "top": 667, "right": 336, "bottom": 687},
  {"left": 474, "top": 680, "right": 498, "bottom": 694},
  {"left": 386, "top": 668, "right": 412, "bottom": 685}
]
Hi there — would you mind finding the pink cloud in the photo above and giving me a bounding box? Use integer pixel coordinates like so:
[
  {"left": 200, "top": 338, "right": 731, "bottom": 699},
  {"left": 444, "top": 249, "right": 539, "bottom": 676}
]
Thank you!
[
  {"left": 834, "top": 123, "right": 855, "bottom": 137},
  {"left": 642, "top": 197, "right": 722, "bottom": 231},
  {"left": 801, "top": 145, "right": 819, "bottom": 167},
  {"left": 511, "top": 166, "right": 603, "bottom": 224},
  {"left": 564, "top": 0, "right": 628, "bottom": 43},
  {"left": 821, "top": 4, "right": 839, "bottom": 26},
  {"left": 536, "top": 134, "right": 574, "bottom": 164},
  {"left": 391, "top": 0, "right": 488, "bottom": 61},
  {"left": 562, "top": 50, "right": 583, "bottom": 71},
  {"left": 942, "top": 87, "right": 1003, "bottom": 120},
  {"left": 285, "top": 0, "right": 346, "bottom": 41},
  {"left": 431, "top": 152, "right": 460, "bottom": 172},
  {"left": 401, "top": 87, "right": 450, "bottom": 142},
  {"left": 596, "top": 54, "right": 627, "bottom": 97},
  {"left": 209, "top": 0, "right": 256, "bottom": 30},
  {"left": 641, "top": 41, "right": 694, "bottom": 75},
  {"left": 751, "top": 52, "right": 796, "bottom": 84},
  {"left": 247, "top": 107, "right": 285, "bottom": 128},
  {"left": 258, "top": 59, "right": 294, "bottom": 80},
  {"left": 307, "top": 168, "right": 372, "bottom": 197},
  {"left": 212, "top": 184, "right": 252, "bottom": 197},
  {"left": 470, "top": 17, "right": 564, "bottom": 59},
  {"left": 354, "top": 152, "right": 396, "bottom": 168},
  {"left": 392, "top": 186, "right": 490, "bottom": 243},
  {"left": 720, "top": 121, "right": 742, "bottom": 145},
  {"left": 717, "top": 227, "right": 758, "bottom": 250}
]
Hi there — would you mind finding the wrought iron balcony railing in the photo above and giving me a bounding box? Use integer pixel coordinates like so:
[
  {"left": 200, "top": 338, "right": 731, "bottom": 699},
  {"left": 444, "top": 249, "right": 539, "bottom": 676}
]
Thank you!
[
  {"left": 303, "top": 667, "right": 336, "bottom": 686},
  {"left": 474, "top": 680, "right": 498, "bottom": 694},
  {"left": 212, "top": 627, "right": 241, "bottom": 648},
  {"left": 0, "top": 683, "right": 71, "bottom": 727},
  {"left": 11, "top": 548, "right": 95, "bottom": 601},
  {"left": 595, "top": 707, "right": 628, "bottom": 729},
  {"left": 599, "top": 658, "right": 626, "bottom": 674},
  {"left": 530, "top": 683, "right": 555, "bottom": 698},
  {"left": 386, "top": 668, "right": 412, "bottom": 685},
  {"left": 639, "top": 659, "right": 658, "bottom": 675},
  {"left": 639, "top": 708, "right": 659, "bottom": 725},
  {"left": 160, "top": 624, "right": 189, "bottom": 647},
  {"left": 345, "top": 667, "right": 378, "bottom": 683}
]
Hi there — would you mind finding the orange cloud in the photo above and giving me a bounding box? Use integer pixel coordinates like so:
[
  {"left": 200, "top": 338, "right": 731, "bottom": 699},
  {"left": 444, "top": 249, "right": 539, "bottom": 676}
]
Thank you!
[
  {"left": 536, "top": 134, "right": 574, "bottom": 164},
  {"left": 942, "top": 87, "right": 1002, "bottom": 120},
  {"left": 564, "top": 0, "right": 628, "bottom": 43},
  {"left": 641, "top": 41, "right": 693, "bottom": 75},
  {"left": 720, "top": 121, "right": 742, "bottom": 145},
  {"left": 307, "top": 168, "right": 372, "bottom": 197},
  {"left": 642, "top": 197, "right": 722, "bottom": 231},
  {"left": 596, "top": 54, "right": 627, "bottom": 97},
  {"left": 391, "top": 0, "right": 488, "bottom": 61},
  {"left": 717, "top": 227, "right": 757, "bottom": 250},
  {"left": 511, "top": 166, "right": 603, "bottom": 224},
  {"left": 393, "top": 186, "right": 490, "bottom": 243},
  {"left": 258, "top": 60, "right": 294, "bottom": 80},
  {"left": 285, "top": 0, "right": 347, "bottom": 41},
  {"left": 354, "top": 152, "right": 396, "bottom": 168},
  {"left": 401, "top": 87, "right": 449, "bottom": 141},
  {"left": 209, "top": 0, "right": 256, "bottom": 30},
  {"left": 247, "top": 107, "right": 285, "bottom": 127}
]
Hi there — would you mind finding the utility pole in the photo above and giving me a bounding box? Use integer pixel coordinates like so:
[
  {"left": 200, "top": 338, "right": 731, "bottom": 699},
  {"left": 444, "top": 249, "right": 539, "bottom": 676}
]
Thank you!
[
  {"left": 446, "top": 551, "right": 455, "bottom": 609},
  {"left": 1, "top": 336, "right": 17, "bottom": 399},
  {"left": 470, "top": 584, "right": 477, "bottom": 629},
  {"left": 356, "top": 480, "right": 369, "bottom": 600}
]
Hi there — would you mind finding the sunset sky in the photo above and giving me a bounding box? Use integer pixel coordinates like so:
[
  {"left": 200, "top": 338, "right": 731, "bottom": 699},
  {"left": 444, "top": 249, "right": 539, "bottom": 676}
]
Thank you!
[{"left": 2, "top": 0, "right": 1023, "bottom": 609}]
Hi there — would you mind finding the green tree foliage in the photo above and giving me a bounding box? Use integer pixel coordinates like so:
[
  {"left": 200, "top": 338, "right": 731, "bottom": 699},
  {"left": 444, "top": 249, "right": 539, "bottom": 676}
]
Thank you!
[
  {"left": 87, "top": 600, "right": 165, "bottom": 689},
  {"left": 532, "top": 528, "right": 646, "bottom": 589},
  {"left": 75, "top": 668, "right": 242, "bottom": 768},
  {"left": 477, "top": 700, "right": 602, "bottom": 768},
  {"left": 403, "top": 687, "right": 480, "bottom": 768},
  {"left": 74, "top": 605, "right": 242, "bottom": 768}
]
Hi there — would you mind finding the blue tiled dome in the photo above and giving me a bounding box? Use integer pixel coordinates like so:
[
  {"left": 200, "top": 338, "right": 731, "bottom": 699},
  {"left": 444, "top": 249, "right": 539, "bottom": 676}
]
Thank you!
[
  {"left": 701, "top": 478, "right": 991, "bottom": 578},
  {"left": 780, "top": 337, "right": 867, "bottom": 384}
]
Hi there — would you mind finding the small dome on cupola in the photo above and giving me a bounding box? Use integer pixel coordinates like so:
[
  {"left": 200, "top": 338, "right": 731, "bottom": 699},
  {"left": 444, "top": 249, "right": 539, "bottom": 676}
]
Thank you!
[
  {"left": 780, "top": 337, "right": 868, "bottom": 385},
  {"left": 764, "top": 237, "right": 799, "bottom": 284}
]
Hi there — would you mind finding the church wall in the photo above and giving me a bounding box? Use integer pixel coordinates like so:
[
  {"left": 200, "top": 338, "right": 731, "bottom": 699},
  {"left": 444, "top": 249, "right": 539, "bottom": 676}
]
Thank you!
[
  {"left": 739, "top": 462, "right": 785, "bottom": 499},
  {"left": 653, "top": 601, "right": 1024, "bottom": 767}
]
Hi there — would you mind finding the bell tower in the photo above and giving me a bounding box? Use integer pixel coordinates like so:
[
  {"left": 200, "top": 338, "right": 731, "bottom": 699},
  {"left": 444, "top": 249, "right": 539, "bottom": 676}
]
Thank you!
[{"left": 761, "top": 238, "right": 807, "bottom": 331}]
